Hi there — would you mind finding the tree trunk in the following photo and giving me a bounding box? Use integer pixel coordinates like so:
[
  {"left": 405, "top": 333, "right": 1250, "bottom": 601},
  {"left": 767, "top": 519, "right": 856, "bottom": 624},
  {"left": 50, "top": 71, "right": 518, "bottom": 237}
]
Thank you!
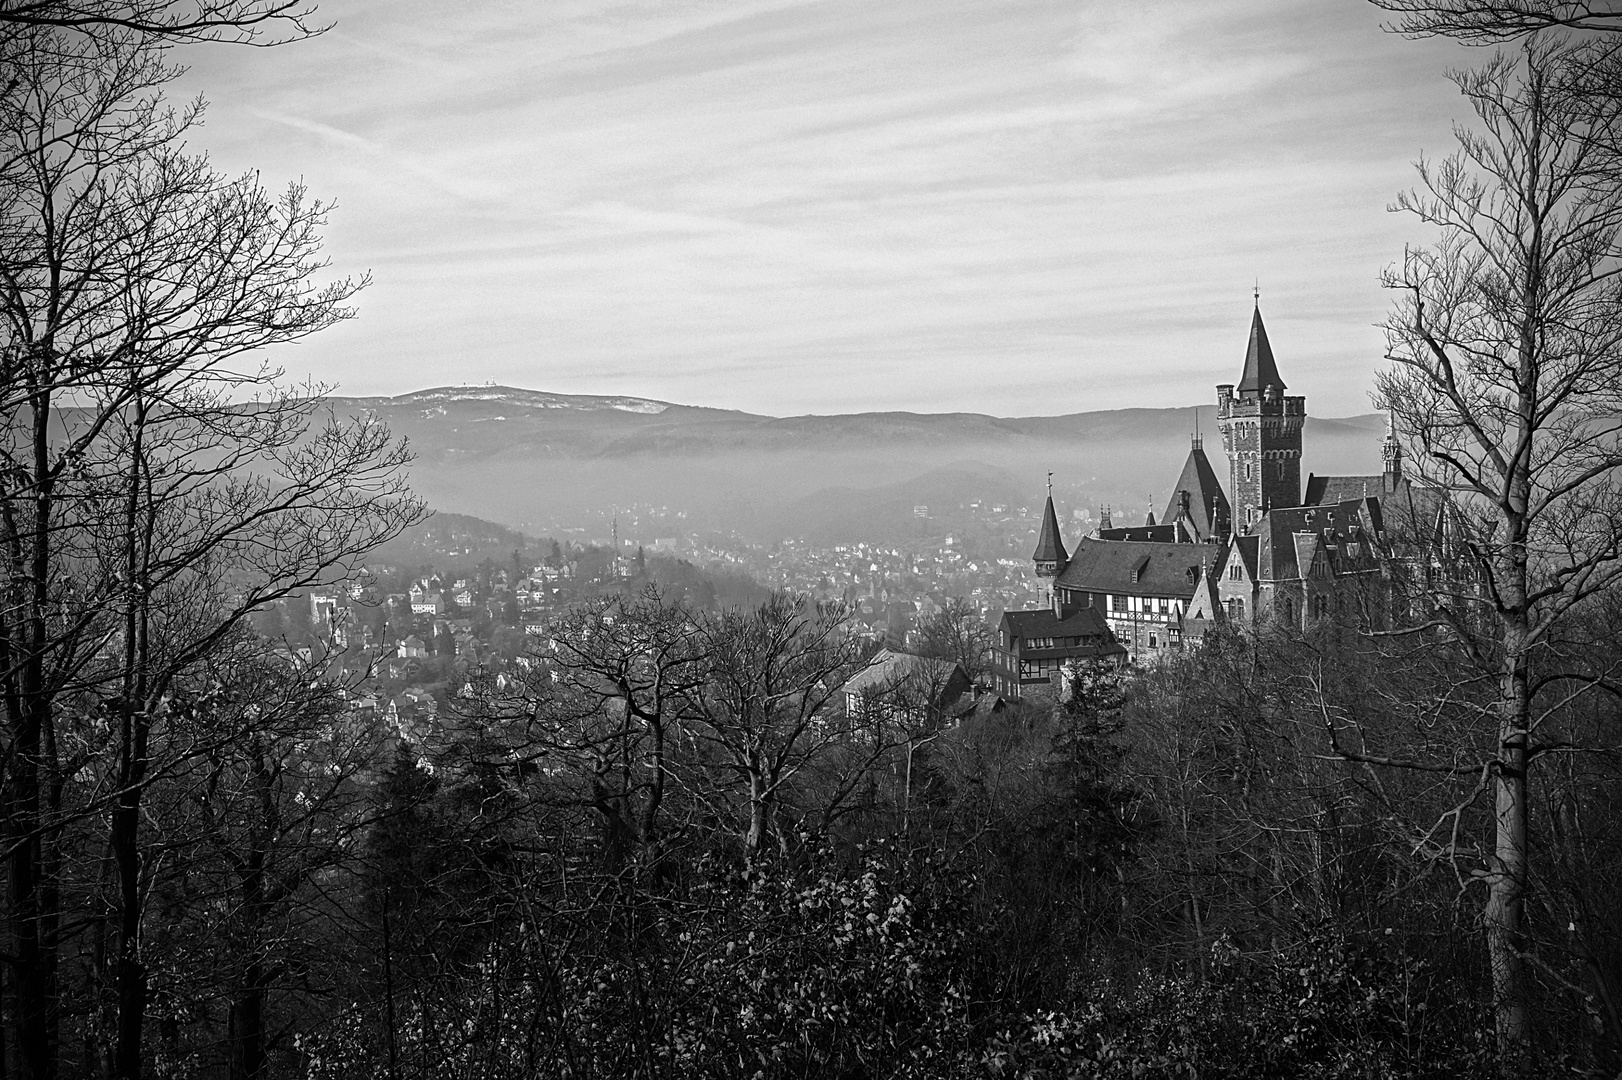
[
  {"left": 744, "top": 767, "right": 769, "bottom": 861},
  {"left": 6, "top": 391, "right": 61, "bottom": 1080},
  {"left": 1486, "top": 636, "right": 1532, "bottom": 1076},
  {"left": 229, "top": 845, "right": 269, "bottom": 1080},
  {"left": 8, "top": 727, "right": 57, "bottom": 1080},
  {"left": 227, "top": 962, "right": 267, "bottom": 1080},
  {"left": 110, "top": 782, "right": 147, "bottom": 1080},
  {"left": 112, "top": 405, "right": 151, "bottom": 1080}
]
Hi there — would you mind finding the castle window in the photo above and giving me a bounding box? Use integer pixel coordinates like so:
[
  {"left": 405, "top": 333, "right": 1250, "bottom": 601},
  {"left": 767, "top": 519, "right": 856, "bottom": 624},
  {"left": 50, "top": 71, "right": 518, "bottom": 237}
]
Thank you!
[
  {"left": 1229, "top": 564, "right": 1242, "bottom": 581},
  {"left": 1227, "top": 598, "right": 1245, "bottom": 621},
  {"left": 1148, "top": 633, "right": 1158, "bottom": 648},
  {"left": 1111, "top": 594, "right": 1126, "bottom": 611}
]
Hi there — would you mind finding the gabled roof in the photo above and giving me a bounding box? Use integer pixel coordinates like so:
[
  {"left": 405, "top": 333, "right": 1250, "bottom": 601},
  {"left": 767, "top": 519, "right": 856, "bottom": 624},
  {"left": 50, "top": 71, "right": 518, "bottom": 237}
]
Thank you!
[
  {"left": 1033, "top": 495, "right": 1068, "bottom": 565},
  {"left": 1001, "top": 605, "right": 1114, "bottom": 639},
  {"left": 1231, "top": 534, "right": 1260, "bottom": 580},
  {"left": 841, "top": 648, "right": 968, "bottom": 698},
  {"left": 999, "top": 607, "right": 1125, "bottom": 660},
  {"left": 1162, "top": 440, "right": 1231, "bottom": 542},
  {"left": 1098, "top": 523, "right": 1185, "bottom": 543},
  {"left": 1251, "top": 499, "right": 1383, "bottom": 581},
  {"left": 1237, "top": 303, "right": 1286, "bottom": 394},
  {"left": 1305, "top": 472, "right": 1406, "bottom": 505},
  {"left": 1054, "top": 537, "right": 1209, "bottom": 599}
]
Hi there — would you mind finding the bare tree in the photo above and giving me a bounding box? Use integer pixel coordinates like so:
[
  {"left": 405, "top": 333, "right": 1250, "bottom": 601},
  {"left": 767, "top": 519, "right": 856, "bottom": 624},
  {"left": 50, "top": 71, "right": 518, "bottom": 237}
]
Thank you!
[
  {"left": 914, "top": 596, "right": 993, "bottom": 683},
  {"left": 691, "top": 594, "right": 869, "bottom": 861},
  {"left": 1369, "top": 36, "right": 1622, "bottom": 1075},
  {"left": 140, "top": 639, "right": 383, "bottom": 1080},
  {"left": 1371, "top": 1, "right": 1622, "bottom": 40},
  {"left": 507, "top": 586, "right": 708, "bottom": 874},
  {"left": 0, "top": 0, "right": 321, "bottom": 42},
  {"left": 0, "top": 25, "right": 421, "bottom": 1079}
]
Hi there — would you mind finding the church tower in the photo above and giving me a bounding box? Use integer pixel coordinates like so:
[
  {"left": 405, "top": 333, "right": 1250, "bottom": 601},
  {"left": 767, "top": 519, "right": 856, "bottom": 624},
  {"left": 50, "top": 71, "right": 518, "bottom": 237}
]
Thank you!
[{"left": 1216, "top": 299, "right": 1304, "bottom": 533}]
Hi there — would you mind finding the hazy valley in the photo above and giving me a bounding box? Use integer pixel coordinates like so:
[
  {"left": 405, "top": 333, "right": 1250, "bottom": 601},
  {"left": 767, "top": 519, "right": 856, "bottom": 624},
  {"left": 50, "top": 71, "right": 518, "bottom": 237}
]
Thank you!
[{"left": 330, "top": 385, "right": 1390, "bottom": 546}]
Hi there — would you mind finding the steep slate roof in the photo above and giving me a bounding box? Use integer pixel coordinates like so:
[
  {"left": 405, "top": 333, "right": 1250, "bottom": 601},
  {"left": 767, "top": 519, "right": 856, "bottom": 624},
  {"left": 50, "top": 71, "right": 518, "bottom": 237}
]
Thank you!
[
  {"left": 1032, "top": 495, "right": 1069, "bottom": 565},
  {"left": 1161, "top": 440, "right": 1231, "bottom": 542},
  {"left": 1098, "top": 522, "right": 1191, "bottom": 543},
  {"left": 1054, "top": 537, "right": 1209, "bottom": 599},
  {"left": 999, "top": 607, "right": 1125, "bottom": 660},
  {"left": 1231, "top": 534, "right": 1261, "bottom": 580},
  {"left": 1252, "top": 498, "right": 1382, "bottom": 581},
  {"left": 1304, "top": 472, "right": 1407, "bottom": 505},
  {"left": 1237, "top": 304, "right": 1286, "bottom": 394}
]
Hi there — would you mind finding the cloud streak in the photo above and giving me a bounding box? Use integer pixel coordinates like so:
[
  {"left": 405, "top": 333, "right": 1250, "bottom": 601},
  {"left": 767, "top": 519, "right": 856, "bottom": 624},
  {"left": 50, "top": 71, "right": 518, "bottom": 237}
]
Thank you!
[{"left": 175, "top": 0, "right": 1473, "bottom": 416}]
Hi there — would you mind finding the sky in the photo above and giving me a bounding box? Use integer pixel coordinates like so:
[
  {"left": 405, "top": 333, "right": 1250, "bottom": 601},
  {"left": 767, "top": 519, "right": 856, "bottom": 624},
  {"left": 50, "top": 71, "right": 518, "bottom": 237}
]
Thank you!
[{"left": 174, "top": 0, "right": 1475, "bottom": 417}]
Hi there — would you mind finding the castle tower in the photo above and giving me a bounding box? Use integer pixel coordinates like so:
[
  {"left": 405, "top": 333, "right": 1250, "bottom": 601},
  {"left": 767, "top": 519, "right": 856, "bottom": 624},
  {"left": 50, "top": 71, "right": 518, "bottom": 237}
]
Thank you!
[
  {"left": 1032, "top": 477, "right": 1068, "bottom": 606},
  {"left": 1216, "top": 299, "right": 1304, "bottom": 533}
]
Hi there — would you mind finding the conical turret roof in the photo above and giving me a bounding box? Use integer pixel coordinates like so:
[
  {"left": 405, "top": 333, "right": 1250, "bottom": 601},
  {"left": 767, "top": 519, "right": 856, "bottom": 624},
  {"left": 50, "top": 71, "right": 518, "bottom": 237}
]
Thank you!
[
  {"left": 1237, "top": 303, "right": 1285, "bottom": 394},
  {"left": 1033, "top": 495, "right": 1068, "bottom": 565}
]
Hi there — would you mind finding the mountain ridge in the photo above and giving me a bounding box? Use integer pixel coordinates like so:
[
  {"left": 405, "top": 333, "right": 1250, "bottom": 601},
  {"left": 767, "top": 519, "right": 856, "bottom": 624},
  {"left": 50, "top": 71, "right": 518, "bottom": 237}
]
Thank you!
[{"left": 316, "top": 385, "right": 1390, "bottom": 541}]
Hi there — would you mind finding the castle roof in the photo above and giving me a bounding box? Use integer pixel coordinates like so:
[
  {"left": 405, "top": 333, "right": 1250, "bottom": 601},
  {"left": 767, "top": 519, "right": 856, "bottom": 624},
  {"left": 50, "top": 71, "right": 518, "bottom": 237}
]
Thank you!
[
  {"left": 1032, "top": 494, "right": 1068, "bottom": 565},
  {"left": 1304, "top": 472, "right": 1408, "bottom": 505},
  {"left": 1237, "top": 303, "right": 1286, "bottom": 394},
  {"left": 1001, "top": 606, "right": 1113, "bottom": 639},
  {"left": 1162, "top": 440, "right": 1230, "bottom": 542},
  {"left": 1054, "top": 537, "right": 1208, "bottom": 599},
  {"left": 1098, "top": 522, "right": 1191, "bottom": 543},
  {"left": 999, "top": 607, "right": 1125, "bottom": 659},
  {"left": 1250, "top": 499, "right": 1383, "bottom": 581},
  {"left": 1231, "top": 534, "right": 1260, "bottom": 580}
]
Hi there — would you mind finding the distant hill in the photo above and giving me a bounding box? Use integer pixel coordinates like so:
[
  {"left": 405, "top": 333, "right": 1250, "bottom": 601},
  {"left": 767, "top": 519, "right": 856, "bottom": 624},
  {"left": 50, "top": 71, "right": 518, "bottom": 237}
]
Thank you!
[
  {"left": 366, "top": 511, "right": 532, "bottom": 568},
  {"left": 321, "top": 386, "right": 1389, "bottom": 543}
]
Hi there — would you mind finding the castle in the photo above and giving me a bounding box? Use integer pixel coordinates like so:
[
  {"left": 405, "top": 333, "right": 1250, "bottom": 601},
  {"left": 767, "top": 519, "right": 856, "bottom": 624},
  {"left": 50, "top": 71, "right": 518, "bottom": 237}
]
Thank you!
[{"left": 992, "top": 299, "right": 1407, "bottom": 698}]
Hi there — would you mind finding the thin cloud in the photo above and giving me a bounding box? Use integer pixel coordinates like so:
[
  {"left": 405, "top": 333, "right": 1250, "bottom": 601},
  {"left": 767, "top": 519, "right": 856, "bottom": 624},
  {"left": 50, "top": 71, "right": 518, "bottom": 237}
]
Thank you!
[{"left": 175, "top": 0, "right": 1471, "bottom": 414}]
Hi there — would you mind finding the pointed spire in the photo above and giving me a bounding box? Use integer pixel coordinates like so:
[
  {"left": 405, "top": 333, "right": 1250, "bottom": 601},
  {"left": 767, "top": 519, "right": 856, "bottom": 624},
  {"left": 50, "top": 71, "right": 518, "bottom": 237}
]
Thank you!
[
  {"left": 1382, "top": 408, "right": 1403, "bottom": 484},
  {"left": 1033, "top": 491, "right": 1068, "bottom": 567},
  {"left": 1145, "top": 503, "right": 1157, "bottom": 527},
  {"left": 1237, "top": 300, "right": 1286, "bottom": 394}
]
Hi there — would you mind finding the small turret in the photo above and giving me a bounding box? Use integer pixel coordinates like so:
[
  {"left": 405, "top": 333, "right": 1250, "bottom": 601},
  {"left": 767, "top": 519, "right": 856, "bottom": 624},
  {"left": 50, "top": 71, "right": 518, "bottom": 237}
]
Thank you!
[
  {"left": 1382, "top": 409, "right": 1403, "bottom": 491},
  {"left": 1033, "top": 477, "right": 1069, "bottom": 609},
  {"left": 1033, "top": 497, "right": 1067, "bottom": 575}
]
